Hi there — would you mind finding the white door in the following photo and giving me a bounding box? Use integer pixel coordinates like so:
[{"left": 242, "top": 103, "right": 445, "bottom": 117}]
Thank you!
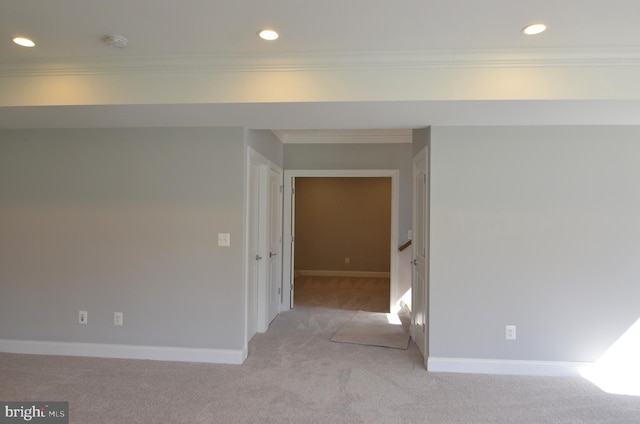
[
  {"left": 286, "top": 177, "right": 296, "bottom": 309},
  {"left": 412, "top": 148, "right": 429, "bottom": 364},
  {"left": 247, "top": 155, "right": 262, "bottom": 342},
  {"left": 266, "top": 166, "right": 283, "bottom": 323}
]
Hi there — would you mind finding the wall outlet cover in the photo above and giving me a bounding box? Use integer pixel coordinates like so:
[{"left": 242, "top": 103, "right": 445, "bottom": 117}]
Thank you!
[
  {"left": 505, "top": 325, "right": 516, "bottom": 340},
  {"left": 217, "top": 233, "right": 231, "bottom": 247}
]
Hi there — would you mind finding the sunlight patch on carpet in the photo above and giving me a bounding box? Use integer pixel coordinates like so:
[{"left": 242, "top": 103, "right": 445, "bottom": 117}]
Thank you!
[{"left": 582, "top": 317, "right": 640, "bottom": 397}]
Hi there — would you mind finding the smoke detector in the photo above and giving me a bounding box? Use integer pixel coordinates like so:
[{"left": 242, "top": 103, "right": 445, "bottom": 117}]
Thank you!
[{"left": 104, "top": 35, "right": 128, "bottom": 49}]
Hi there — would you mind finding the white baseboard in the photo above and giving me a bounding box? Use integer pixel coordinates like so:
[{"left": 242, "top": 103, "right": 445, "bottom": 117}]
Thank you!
[
  {"left": 427, "top": 357, "right": 592, "bottom": 377},
  {"left": 296, "top": 269, "right": 390, "bottom": 278},
  {"left": 0, "top": 339, "right": 247, "bottom": 365}
]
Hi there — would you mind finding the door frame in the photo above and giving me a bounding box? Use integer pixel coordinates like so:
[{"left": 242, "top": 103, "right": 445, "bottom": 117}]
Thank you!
[{"left": 282, "top": 169, "right": 400, "bottom": 312}]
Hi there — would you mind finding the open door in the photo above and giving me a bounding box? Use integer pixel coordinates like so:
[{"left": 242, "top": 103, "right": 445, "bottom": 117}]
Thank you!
[
  {"left": 266, "top": 165, "right": 283, "bottom": 324},
  {"left": 247, "top": 148, "right": 283, "bottom": 337},
  {"left": 412, "top": 147, "right": 429, "bottom": 366}
]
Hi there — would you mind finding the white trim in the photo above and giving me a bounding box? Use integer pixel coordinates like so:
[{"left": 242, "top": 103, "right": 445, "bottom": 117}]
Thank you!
[
  {"left": 285, "top": 169, "right": 399, "bottom": 178},
  {"left": 0, "top": 339, "right": 246, "bottom": 365},
  {"left": 271, "top": 129, "right": 412, "bottom": 145},
  {"left": 3, "top": 47, "right": 640, "bottom": 76},
  {"left": 283, "top": 175, "right": 295, "bottom": 311},
  {"left": 257, "top": 158, "right": 269, "bottom": 333},
  {"left": 296, "top": 270, "right": 391, "bottom": 278},
  {"left": 427, "top": 357, "right": 592, "bottom": 377}
]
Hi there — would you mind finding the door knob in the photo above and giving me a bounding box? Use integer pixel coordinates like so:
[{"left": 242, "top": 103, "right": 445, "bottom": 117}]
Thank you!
[
  {"left": 269, "top": 252, "right": 277, "bottom": 258},
  {"left": 411, "top": 259, "right": 417, "bottom": 265},
  {"left": 256, "top": 255, "right": 263, "bottom": 261}
]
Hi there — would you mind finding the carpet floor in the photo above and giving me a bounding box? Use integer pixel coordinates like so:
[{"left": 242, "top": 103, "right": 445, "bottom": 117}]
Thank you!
[
  {"left": 331, "top": 310, "right": 410, "bottom": 349},
  {"left": 1, "top": 307, "right": 639, "bottom": 423},
  {"left": 294, "top": 276, "right": 390, "bottom": 313}
]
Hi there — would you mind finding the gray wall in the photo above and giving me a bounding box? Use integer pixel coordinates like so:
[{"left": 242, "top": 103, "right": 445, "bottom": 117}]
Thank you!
[
  {"left": 412, "top": 127, "right": 430, "bottom": 156},
  {"left": 245, "top": 129, "right": 284, "bottom": 168},
  {"left": 429, "top": 126, "right": 640, "bottom": 363},
  {"left": 284, "top": 143, "right": 413, "bottom": 246},
  {"left": 0, "top": 127, "right": 246, "bottom": 350}
]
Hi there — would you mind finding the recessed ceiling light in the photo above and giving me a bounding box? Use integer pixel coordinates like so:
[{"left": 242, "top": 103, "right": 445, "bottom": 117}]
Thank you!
[
  {"left": 522, "top": 23, "right": 547, "bottom": 35},
  {"left": 258, "top": 29, "right": 279, "bottom": 41},
  {"left": 12, "top": 37, "right": 36, "bottom": 47}
]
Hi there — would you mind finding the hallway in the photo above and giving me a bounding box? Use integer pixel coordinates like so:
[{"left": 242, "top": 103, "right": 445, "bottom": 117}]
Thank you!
[{"left": 293, "top": 275, "right": 391, "bottom": 313}]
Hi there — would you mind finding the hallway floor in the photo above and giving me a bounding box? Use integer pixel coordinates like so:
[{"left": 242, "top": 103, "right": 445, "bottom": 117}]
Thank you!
[{"left": 293, "top": 275, "right": 390, "bottom": 313}]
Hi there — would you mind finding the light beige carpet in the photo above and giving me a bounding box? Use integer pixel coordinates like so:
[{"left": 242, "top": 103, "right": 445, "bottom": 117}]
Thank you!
[
  {"left": 3, "top": 307, "right": 640, "bottom": 423},
  {"left": 331, "top": 310, "right": 410, "bottom": 349}
]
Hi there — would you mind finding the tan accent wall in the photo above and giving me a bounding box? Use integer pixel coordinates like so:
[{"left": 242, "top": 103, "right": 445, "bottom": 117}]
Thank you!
[{"left": 294, "top": 177, "right": 391, "bottom": 273}]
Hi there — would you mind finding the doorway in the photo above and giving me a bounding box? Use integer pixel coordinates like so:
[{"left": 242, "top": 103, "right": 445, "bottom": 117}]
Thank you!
[
  {"left": 293, "top": 177, "right": 391, "bottom": 312},
  {"left": 282, "top": 170, "right": 400, "bottom": 313}
]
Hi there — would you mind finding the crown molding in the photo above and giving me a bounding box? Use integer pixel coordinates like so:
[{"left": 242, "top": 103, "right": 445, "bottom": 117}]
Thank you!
[
  {"left": 272, "top": 129, "right": 412, "bottom": 144},
  {"left": 2, "top": 47, "right": 640, "bottom": 77}
]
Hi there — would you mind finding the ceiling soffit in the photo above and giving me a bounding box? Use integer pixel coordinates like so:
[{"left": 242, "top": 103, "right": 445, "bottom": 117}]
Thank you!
[{"left": 2, "top": 48, "right": 640, "bottom": 128}]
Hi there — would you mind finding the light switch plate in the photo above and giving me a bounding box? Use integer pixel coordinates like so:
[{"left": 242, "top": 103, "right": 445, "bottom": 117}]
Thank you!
[{"left": 218, "top": 233, "right": 230, "bottom": 247}]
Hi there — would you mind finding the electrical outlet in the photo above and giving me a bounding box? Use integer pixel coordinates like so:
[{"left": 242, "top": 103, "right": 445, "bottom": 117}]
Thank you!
[
  {"left": 79, "top": 310, "right": 88, "bottom": 324},
  {"left": 505, "top": 325, "right": 516, "bottom": 340},
  {"left": 345, "top": 257, "right": 350, "bottom": 264},
  {"left": 114, "top": 312, "right": 123, "bottom": 326}
]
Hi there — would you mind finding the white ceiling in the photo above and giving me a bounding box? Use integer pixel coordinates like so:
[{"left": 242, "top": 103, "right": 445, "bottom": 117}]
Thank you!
[
  {"left": 2, "top": 0, "right": 640, "bottom": 139},
  {"left": 4, "top": 0, "right": 640, "bottom": 58}
]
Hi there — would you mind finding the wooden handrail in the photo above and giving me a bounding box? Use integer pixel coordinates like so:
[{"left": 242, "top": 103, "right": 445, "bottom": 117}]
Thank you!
[{"left": 398, "top": 240, "right": 412, "bottom": 252}]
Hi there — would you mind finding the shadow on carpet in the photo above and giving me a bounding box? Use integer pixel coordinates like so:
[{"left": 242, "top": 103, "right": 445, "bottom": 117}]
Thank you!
[{"left": 331, "top": 310, "right": 411, "bottom": 349}]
